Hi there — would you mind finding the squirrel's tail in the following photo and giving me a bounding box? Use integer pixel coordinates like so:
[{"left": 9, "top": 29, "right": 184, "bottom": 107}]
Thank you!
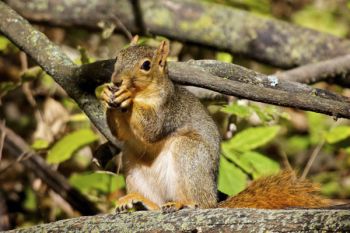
[{"left": 218, "top": 171, "right": 330, "bottom": 209}]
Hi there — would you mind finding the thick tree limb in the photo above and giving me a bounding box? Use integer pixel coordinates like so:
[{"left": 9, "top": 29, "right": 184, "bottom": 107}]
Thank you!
[
  {"left": 5, "top": 0, "right": 350, "bottom": 71},
  {"left": 0, "top": 124, "right": 99, "bottom": 215},
  {"left": 76, "top": 59, "right": 350, "bottom": 119},
  {"left": 8, "top": 208, "right": 350, "bottom": 232}
]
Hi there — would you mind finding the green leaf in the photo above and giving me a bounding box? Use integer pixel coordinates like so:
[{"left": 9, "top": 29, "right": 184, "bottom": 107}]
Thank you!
[
  {"left": 221, "top": 144, "right": 253, "bottom": 174},
  {"left": 21, "top": 66, "right": 44, "bottom": 82},
  {"left": 69, "top": 172, "right": 125, "bottom": 194},
  {"left": 221, "top": 104, "right": 252, "bottom": 118},
  {"left": 47, "top": 129, "right": 98, "bottom": 164},
  {"left": 218, "top": 156, "right": 247, "bottom": 196},
  {"left": 239, "top": 151, "right": 280, "bottom": 179},
  {"left": 0, "top": 36, "right": 11, "bottom": 51},
  {"left": 307, "top": 112, "right": 329, "bottom": 145},
  {"left": 325, "top": 126, "right": 350, "bottom": 144},
  {"left": 285, "top": 136, "right": 310, "bottom": 155},
  {"left": 23, "top": 188, "right": 37, "bottom": 211},
  {"left": 31, "top": 139, "right": 50, "bottom": 150},
  {"left": 224, "top": 126, "right": 280, "bottom": 152},
  {"left": 250, "top": 105, "right": 274, "bottom": 122},
  {"left": 216, "top": 52, "right": 233, "bottom": 63}
]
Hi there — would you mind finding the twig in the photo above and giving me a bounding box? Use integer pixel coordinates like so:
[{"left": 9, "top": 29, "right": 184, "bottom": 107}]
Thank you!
[
  {"left": 279, "top": 149, "right": 292, "bottom": 172},
  {"left": 108, "top": 14, "right": 133, "bottom": 41},
  {"left": 0, "top": 121, "right": 5, "bottom": 162},
  {"left": 276, "top": 54, "right": 350, "bottom": 86},
  {"left": 300, "top": 138, "right": 326, "bottom": 180},
  {"left": 300, "top": 122, "right": 340, "bottom": 180},
  {"left": 0, "top": 152, "right": 32, "bottom": 176}
]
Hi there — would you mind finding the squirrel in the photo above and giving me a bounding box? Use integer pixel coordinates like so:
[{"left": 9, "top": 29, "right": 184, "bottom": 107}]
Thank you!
[{"left": 100, "top": 37, "right": 329, "bottom": 212}]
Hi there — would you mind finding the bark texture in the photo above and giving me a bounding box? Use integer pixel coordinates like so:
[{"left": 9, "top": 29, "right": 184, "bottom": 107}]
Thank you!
[{"left": 7, "top": 208, "right": 350, "bottom": 232}]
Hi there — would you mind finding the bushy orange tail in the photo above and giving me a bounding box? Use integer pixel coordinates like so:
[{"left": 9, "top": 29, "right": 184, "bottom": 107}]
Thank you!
[{"left": 218, "top": 171, "right": 330, "bottom": 209}]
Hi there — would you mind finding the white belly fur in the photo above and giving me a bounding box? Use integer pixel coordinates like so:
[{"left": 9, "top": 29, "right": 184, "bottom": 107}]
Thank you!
[{"left": 125, "top": 141, "right": 177, "bottom": 206}]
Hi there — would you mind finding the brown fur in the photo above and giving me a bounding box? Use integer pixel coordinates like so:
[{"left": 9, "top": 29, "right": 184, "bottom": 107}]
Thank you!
[{"left": 219, "top": 171, "right": 330, "bottom": 209}]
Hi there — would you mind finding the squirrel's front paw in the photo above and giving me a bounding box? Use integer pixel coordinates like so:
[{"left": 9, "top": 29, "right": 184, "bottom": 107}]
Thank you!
[
  {"left": 100, "top": 84, "right": 132, "bottom": 110},
  {"left": 100, "top": 84, "right": 118, "bottom": 108},
  {"left": 112, "top": 87, "right": 132, "bottom": 110},
  {"left": 115, "top": 193, "right": 159, "bottom": 213}
]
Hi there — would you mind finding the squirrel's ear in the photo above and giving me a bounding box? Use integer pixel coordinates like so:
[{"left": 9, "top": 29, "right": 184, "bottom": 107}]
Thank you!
[
  {"left": 154, "top": 40, "right": 169, "bottom": 70},
  {"left": 130, "top": 35, "right": 139, "bottom": 46}
]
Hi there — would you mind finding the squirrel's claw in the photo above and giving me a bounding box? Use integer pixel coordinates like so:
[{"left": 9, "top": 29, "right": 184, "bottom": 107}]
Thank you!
[
  {"left": 111, "top": 87, "right": 132, "bottom": 110},
  {"left": 161, "top": 202, "right": 198, "bottom": 213},
  {"left": 100, "top": 84, "right": 116, "bottom": 108},
  {"left": 101, "top": 84, "right": 132, "bottom": 110},
  {"left": 115, "top": 193, "right": 160, "bottom": 213}
]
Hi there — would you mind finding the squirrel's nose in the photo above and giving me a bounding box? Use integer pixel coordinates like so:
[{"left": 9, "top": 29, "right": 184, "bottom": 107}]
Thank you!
[{"left": 111, "top": 72, "right": 122, "bottom": 87}]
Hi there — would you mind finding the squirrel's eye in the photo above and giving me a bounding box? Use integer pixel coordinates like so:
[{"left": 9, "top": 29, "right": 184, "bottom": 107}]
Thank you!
[{"left": 140, "top": 60, "right": 151, "bottom": 71}]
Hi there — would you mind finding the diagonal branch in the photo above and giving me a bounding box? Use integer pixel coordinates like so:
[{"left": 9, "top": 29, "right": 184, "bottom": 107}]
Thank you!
[
  {"left": 0, "top": 124, "right": 99, "bottom": 215},
  {"left": 0, "top": 1, "right": 122, "bottom": 148}
]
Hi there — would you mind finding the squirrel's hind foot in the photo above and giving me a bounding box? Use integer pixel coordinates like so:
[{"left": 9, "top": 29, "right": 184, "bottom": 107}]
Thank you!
[
  {"left": 161, "top": 201, "right": 198, "bottom": 213},
  {"left": 115, "top": 193, "right": 160, "bottom": 213}
]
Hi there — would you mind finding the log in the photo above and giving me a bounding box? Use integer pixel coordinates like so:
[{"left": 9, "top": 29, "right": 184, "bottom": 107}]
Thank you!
[
  {"left": 5, "top": 0, "right": 350, "bottom": 70},
  {"left": 7, "top": 208, "right": 350, "bottom": 232}
]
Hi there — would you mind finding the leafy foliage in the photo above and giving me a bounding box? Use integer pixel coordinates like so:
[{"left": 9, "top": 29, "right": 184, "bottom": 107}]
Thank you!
[
  {"left": 219, "top": 125, "right": 281, "bottom": 195},
  {"left": 69, "top": 172, "right": 125, "bottom": 195},
  {"left": 325, "top": 126, "right": 350, "bottom": 144},
  {"left": 46, "top": 129, "right": 98, "bottom": 164}
]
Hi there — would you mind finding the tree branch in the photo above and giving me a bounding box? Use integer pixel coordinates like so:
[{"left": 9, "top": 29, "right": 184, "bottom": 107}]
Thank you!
[
  {"left": 76, "top": 59, "right": 350, "bottom": 119},
  {"left": 8, "top": 208, "right": 350, "bottom": 232}
]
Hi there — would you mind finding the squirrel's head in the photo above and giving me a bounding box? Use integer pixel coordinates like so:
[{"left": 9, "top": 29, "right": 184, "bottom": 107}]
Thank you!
[{"left": 111, "top": 39, "right": 170, "bottom": 91}]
